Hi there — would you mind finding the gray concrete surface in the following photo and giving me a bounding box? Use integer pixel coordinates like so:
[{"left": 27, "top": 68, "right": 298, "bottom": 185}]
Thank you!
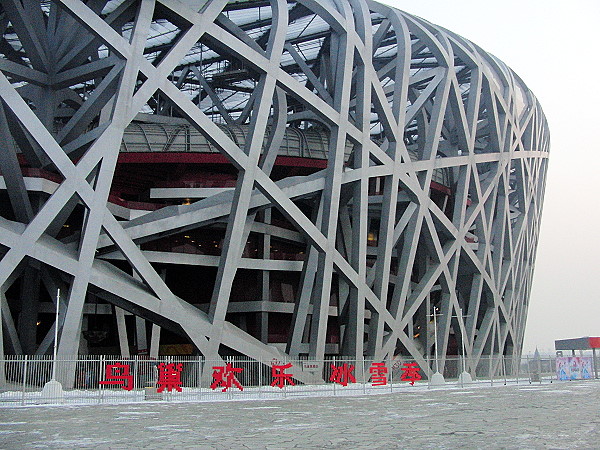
[{"left": 0, "top": 381, "right": 599, "bottom": 449}]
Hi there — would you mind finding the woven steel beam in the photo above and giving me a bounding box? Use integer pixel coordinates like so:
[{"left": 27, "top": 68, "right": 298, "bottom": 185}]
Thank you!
[{"left": 0, "top": 0, "right": 549, "bottom": 383}]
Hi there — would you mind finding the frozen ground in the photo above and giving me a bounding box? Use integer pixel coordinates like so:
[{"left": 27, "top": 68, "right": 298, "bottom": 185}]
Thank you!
[{"left": 0, "top": 380, "right": 599, "bottom": 449}]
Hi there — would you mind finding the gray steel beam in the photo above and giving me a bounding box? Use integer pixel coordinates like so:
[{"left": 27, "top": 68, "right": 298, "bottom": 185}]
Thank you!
[{"left": 0, "top": 0, "right": 548, "bottom": 383}]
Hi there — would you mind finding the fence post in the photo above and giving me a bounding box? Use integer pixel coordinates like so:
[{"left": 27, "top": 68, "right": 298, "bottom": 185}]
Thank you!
[
  {"left": 282, "top": 356, "right": 287, "bottom": 399},
  {"left": 196, "top": 356, "right": 201, "bottom": 400},
  {"left": 98, "top": 355, "right": 104, "bottom": 404},
  {"left": 134, "top": 355, "right": 139, "bottom": 391},
  {"left": 227, "top": 356, "right": 233, "bottom": 401},
  {"left": 21, "top": 355, "right": 28, "bottom": 406},
  {"left": 362, "top": 358, "right": 366, "bottom": 395},
  {"left": 388, "top": 354, "right": 393, "bottom": 393},
  {"left": 332, "top": 356, "right": 336, "bottom": 397},
  {"left": 258, "top": 357, "right": 262, "bottom": 399},
  {"left": 0, "top": 353, "right": 5, "bottom": 386},
  {"left": 198, "top": 356, "right": 202, "bottom": 401}
]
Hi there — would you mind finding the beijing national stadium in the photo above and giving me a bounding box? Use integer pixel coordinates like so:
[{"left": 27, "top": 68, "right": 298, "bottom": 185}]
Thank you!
[{"left": 0, "top": 0, "right": 549, "bottom": 383}]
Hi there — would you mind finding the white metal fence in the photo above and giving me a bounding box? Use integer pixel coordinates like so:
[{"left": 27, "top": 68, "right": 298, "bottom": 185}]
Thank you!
[{"left": 0, "top": 355, "right": 595, "bottom": 406}]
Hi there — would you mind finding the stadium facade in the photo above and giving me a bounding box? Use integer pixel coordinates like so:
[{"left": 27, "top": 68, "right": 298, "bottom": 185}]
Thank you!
[{"left": 0, "top": 0, "right": 548, "bottom": 381}]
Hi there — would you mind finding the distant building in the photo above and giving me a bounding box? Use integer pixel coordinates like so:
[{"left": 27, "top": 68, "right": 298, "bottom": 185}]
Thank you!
[
  {"left": 555, "top": 337, "right": 600, "bottom": 356},
  {"left": 0, "top": 0, "right": 548, "bottom": 381}
]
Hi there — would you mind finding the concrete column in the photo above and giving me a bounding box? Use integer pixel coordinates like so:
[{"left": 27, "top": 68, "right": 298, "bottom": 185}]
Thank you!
[
  {"left": 135, "top": 317, "right": 148, "bottom": 356},
  {"left": 0, "top": 290, "right": 5, "bottom": 385},
  {"left": 115, "top": 307, "right": 130, "bottom": 358},
  {"left": 261, "top": 312, "right": 269, "bottom": 344},
  {"left": 78, "top": 315, "right": 88, "bottom": 355},
  {"left": 149, "top": 269, "right": 166, "bottom": 359},
  {"left": 149, "top": 324, "right": 160, "bottom": 359},
  {"left": 260, "top": 209, "right": 271, "bottom": 344},
  {"left": 17, "top": 264, "right": 41, "bottom": 354}
]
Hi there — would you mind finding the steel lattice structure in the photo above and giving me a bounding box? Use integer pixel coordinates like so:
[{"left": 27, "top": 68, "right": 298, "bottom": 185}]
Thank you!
[{"left": 0, "top": 0, "right": 548, "bottom": 383}]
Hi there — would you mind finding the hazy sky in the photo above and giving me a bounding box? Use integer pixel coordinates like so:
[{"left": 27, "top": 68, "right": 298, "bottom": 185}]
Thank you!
[{"left": 382, "top": 0, "right": 600, "bottom": 354}]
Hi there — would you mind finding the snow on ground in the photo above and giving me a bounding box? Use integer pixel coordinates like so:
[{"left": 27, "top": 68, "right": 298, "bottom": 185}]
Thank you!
[
  {"left": 0, "top": 380, "right": 598, "bottom": 449},
  {"left": 0, "top": 376, "right": 550, "bottom": 407}
]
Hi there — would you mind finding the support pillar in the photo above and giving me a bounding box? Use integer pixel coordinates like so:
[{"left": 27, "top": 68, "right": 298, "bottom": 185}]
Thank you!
[
  {"left": 148, "top": 268, "right": 166, "bottom": 358},
  {"left": 261, "top": 312, "right": 269, "bottom": 345},
  {"left": 17, "top": 264, "right": 41, "bottom": 354},
  {"left": 79, "top": 315, "right": 88, "bottom": 355},
  {"left": 115, "top": 307, "right": 130, "bottom": 358},
  {"left": 260, "top": 209, "right": 271, "bottom": 345},
  {"left": 1, "top": 292, "right": 23, "bottom": 355},
  {"left": 135, "top": 317, "right": 148, "bottom": 356},
  {"left": 149, "top": 324, "right": 160, "bottom": 359},
  {"left": 0, "top": 290, "right": 5, "bottom": 385}
]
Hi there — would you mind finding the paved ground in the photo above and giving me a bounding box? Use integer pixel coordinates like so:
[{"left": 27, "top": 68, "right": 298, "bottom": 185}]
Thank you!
[{"left": 0, "top": 380, "right": 599, "bottom": 449}]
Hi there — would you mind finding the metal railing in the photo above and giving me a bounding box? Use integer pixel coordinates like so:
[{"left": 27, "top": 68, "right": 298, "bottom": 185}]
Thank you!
[{"left": 0, "top": 355, "right": 595, "bottom": 406}]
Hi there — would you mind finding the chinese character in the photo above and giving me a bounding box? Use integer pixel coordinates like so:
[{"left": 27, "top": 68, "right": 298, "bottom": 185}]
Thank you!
[
  {"left": 157, "top": 362, "right": 184, "bottom": 393},
  {"left": 400, "top": 362, "right": 422, "bottom": 385},
  {"left": 270, "top": 363, "right": 295, "bottom": 389},
  {"left": 210, "top": 363, "right": 244, "bottom": 392},
  {"left": 329, "top": 363, "right": 356, "bottom": 386},
  {"left": 369, "top": 362, "right": 388, "bottom": 386},
  {"left": 99, "top": 363, "right": 133, "bottom": 391}
]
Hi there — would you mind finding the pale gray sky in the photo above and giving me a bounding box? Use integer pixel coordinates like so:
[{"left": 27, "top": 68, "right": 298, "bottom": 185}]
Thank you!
[{"left": 382, "top": 0, "right": 600, "bottom": 354}]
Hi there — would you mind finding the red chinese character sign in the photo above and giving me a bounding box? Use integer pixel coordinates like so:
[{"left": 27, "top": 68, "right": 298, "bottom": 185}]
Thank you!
[
  {"left": 157, "top": 363, "right": 183, "bottom": 392},
  {"left": 96, "top": 359, "right": 424, "bottom": 393},
  {"left": 400, "top": 362, "right": 422, "bottom": 385},
  {"left": 211, "top": 364, "right": 244, "bottom": 392},
  {"left": 99, "top": 363, "right": 134, "bottom": 391},
  {"left": 270, "top": 363, "right": 295, "bottom": 389},
  {"left": 330, "top": 363, "right": 356, "bottom": 386},
  {"left": 369, "top": 362, "right": 388, "bottom": 386}
]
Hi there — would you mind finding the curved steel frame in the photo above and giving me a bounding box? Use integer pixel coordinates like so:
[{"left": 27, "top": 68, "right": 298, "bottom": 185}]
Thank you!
[{"left": 0, "top": 0, "right": 549, "bottom": 382}]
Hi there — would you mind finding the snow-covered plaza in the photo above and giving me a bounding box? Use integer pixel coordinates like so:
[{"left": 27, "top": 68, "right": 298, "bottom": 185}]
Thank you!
[{"left": 1, "top": 380, "right": 598, "bottom": 448}]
